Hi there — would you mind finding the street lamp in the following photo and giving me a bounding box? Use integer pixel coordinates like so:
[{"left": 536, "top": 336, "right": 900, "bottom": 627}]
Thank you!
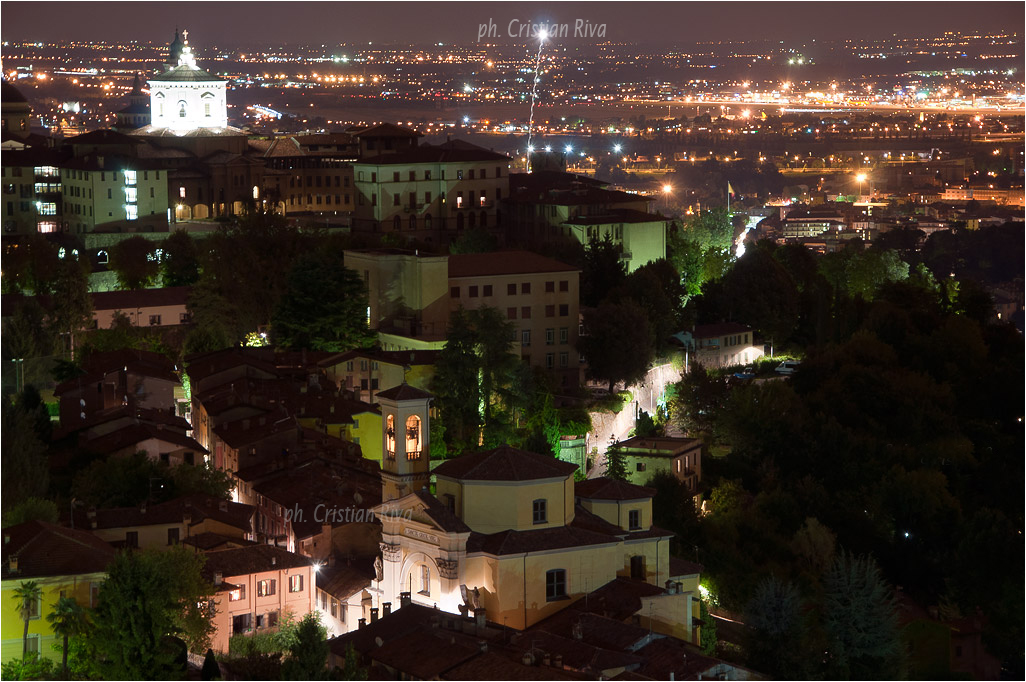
[
  {"left": 856, "top": 173, "right": 867, "bottom": 199},
  {"left": 662, "top": 184, "right": 672, "bottom": 207}
]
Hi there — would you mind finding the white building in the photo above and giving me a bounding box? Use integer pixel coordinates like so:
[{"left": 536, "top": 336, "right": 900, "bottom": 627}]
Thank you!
[{"left": 148, "top": 30, "right": 228, "bottom": 132}]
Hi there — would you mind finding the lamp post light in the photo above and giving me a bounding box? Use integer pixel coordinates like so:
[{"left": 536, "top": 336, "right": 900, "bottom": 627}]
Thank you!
[
  {"left": 662, "top": 184, "right": 672, "bottom": 208},
  {"left": 856, "top": 173, "right": 867, "bottom": 199}
]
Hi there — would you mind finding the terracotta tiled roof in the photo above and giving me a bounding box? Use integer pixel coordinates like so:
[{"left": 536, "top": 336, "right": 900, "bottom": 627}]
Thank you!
[
  {"left": 73, "top": 494, "right": 254, "bottom": 533},
  {"left": 328, "top": 602, "right": 439, "bottom": 657},
  {"left": 2, "top": 521, "right": 116, "bottom": 579},
  {"left": 181, "top": 531, "right": 257, "bottom": 552},
  {"left": 507, "top": 629, "right": 645, "bottom": 676},
  {"left": 316, "top": 557, "right": 375, "bottom": 600},
  {"left": 90, "top": 286, "right": 191, "bottom": 312},
  {"left": 82, "top": 422, "right": 206, "bottom": 456},
  {"left": 575, "top": 478, "right": 655, "bottom": 501},
  {"left": 370, "top": 628, "right": 480, "bottom": 679},
  {"left": 433, "top": 445, "right": 579, "bottom": 482},
  {"left": 466, "top": 525, "right": 617, "bottom": 556},
  {"left": 668, "top": 557, "right": 704, "bottom": 578},
  {"left": 615, "top": 436, "right": 702, "bottom": 456},
  {"left": 411, "top": 490, "right": 471, "bottom": 534},
  {"left": 448, "top": 251, "right": 579, "bottom": 279},
  {"left": 375, "top": 383, "right": 433, "bottom": 402},
  {"left": 201, "top": 544, "right": 312, "bottom": 580},
  {"left": 692, "top": 322, "right": 752, "bottom": 338},
  {"left": 442, "top": 650, "right": 590, "bottom": 680}
]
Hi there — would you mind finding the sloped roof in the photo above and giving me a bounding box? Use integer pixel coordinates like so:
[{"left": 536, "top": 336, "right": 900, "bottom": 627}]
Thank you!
[
  {"left": 466, "top": 524, "right": 618, "bottom": 556},
  {"left": 692, "top": 322, "right": 753, "bottom": 338},
  {"left": 73, "top": 494, "right": 254, "bottom": 533},
  {"left": 201, "top": 544, "right": 312, "bottom": 580},
  {"left": 448, "top": 251, "right": 578, "bottom": 279},
  {"left": 668, "top": 556, "right": 704, "bottom": 578},
  {"left": 433, "top": 445, "right": 579, "bottom": 482},
  {"left": 91, "top": 286, "right": 190, "bottom": 311},
  {"left": 370, "top": 628, "right": 480, "bottom": 679},
  {"left": 150, "top": 64, "right": 223, "bottom": 82},
  {"left": 410, "top": 490, "right": 471, "bottom": 534},
  {"left": 2, "top": 521, "right": 116, "bottom": 579},
  {"left": 375, "top": 383, "right": 433, "bottom": 402},
  {"left": 575, "top": 478, "right": 655, "bottom": 501}
]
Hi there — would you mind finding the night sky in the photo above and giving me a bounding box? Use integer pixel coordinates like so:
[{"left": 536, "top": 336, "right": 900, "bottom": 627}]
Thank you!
[{"left": 1, "top": 1, "right": 1021, "bottom": 47}]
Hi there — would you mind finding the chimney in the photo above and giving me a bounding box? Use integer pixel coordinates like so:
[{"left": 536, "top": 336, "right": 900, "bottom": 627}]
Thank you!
[
  {"left": 542, "top": 653, "right": 551, "bottom": 667},
  {"left": 521, "top": 653, "right": 533, "bottom": 666},
  {"left": 370, "top": 607, "right": 379, "bottom": 623},
  {"left": 358, "top": 618, "right": 366, "bottom": 629},
  {"left": 399, "top": 591, "right": 412, "bottom": 608},
  {"left": 8, "top": 556, "right": 18, "bottom": 573},
  {"left": 553, "top": 654, "right": 563, "bottom": 668},
  {"left": 473, "top": 608, "right": 486, "bottom": 629},
  {"left": 214, "top": 572, "right": 222, "bottom": 586},
  {"left": 382, "top": 602, "right": 391, "bottom": 616}
]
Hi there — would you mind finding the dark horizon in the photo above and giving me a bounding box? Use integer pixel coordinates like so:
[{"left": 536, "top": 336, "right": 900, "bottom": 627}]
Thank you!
[{"left": 1, "top": 1, "right": 1022, "bottom": 47}]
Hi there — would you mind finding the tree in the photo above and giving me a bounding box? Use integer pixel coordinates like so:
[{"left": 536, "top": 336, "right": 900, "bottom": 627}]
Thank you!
[
  {"left": 449, "top": 229, "right": 497, "bottom": 254},
  {"left": 90, "top": 547, "right": 215, "bottom": 678},
  {"left": 13, "top": 581, "right": 42, "bottom": 657},
  {"left": 602, "top": 437, "right": 630, "bottom": 481},
  {"left": 281, "top": 612, "right": 329, "bottom": 680},
  {"left": 699, "top": 599, "right": 717, "bottom": 655},
  {"left": 431, "top": 307, "right": 481, "bottom": 454},
  {"left": 45, "top": 258, "right": 93, "bottom": 357},
  {"left": 468, "top": 306, "right": 518, "bottom": 426},
  {"left": 1, "top": 404, "right": 50, "bottom": 511},
  {"left": 718, "top": 242, "right": 800, "bottom": 347},
  {"left": 72, "top": 452, "right": 234, "bottom": 510},
  {"left": 46, "top": 596, "right": 88, "bottom": 676},
  {"left": 822, "top": 552, "right": 903, "bottom": 679},
  {"left": 578, "top": 300, "right": 653, "bottom": 392},
  {"left": 580, "top": 236, "right": 627, "bottom": 307},
  {"left": 161, "top": 230, "right": 201, "bottom": 287},
  {"left": 744, "top": 577, "right": 809, "bottom": 679},
  {"left": 272, "top": 250, "right": 377, "bottom": 352},
  {"left": 614, "top": 259, "right": 685, "bottom": 353},
  {"left": 332, "top": 643, "right": 368, "bottom": 681},
  {"left": 792, "top": 517, "right": 837, "bottom": 576},
  {"left": 2, "top": 498, "right": 58, "bottom": 528},
  {"left": 109, "top": 236, "right": 161, "bottom": 290}
]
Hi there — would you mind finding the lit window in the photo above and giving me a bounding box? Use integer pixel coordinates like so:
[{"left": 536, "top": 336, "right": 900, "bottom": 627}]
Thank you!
[
  {"left": 289, "top": 575, "right": 304, "bottom": 593},
  {"left": 405, "top": 415, "right": 421, "bottom": 460},
  {"left": 124, "top": 187, "right": 138, "bottom": 203},
  {"left": 179, "top": 186, "right": 186, "bottom": 199},
  {"left": 257, "top": 579, "right": 276, "bottom": 597},
  {"left": 126, "top": 205, "right": 138, "bottom": 220},
  {"left": 123, "top": 170, "right": 136, "bottom": 186},
  {"left": 386, "top": 415, "right": 396, "bottom": 459}
]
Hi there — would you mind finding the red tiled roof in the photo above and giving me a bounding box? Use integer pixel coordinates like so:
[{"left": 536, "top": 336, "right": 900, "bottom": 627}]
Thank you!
[
  {"left": 73, "top": 494, "right": 254, "bottom": 533},
  {"left": 616, "top": 436, "right": 702, "bottom": 456},
  {"left": 692, "top": 322, "right": 752, "bottom": 339},
  {"left": 575, "top": 478, "right": 655, "bottom": 501},
  {"left": 467, "top": 524, "right": 617, "bottom": 556},
  {"left": 316, "top": 557, "right": 375, "bottom": 600},
  {"left": 370, "top": 628, "right": 480, "bottom": 679},
  {"left": 82, "top": 422, "right": 206, "bottom": 456},
  {"left": 433, "top": 445, "right": 579, "bottom": 482},
  {"left": 2, "top": 521, "right": 116, "bottom": 579},
  {"left": 448, "top": 251, "right": 579, "bottom": 279},
  {"left": 669, "top": 557, "right": 704, "bottom": 578},
  {"left": 411, "top": 490, "right": 471, "bottom": 534},
  {"left": 201, "top": 544, "right": 312, "bottom": 580},
  {"left": 91, "top": 286, "right": 191, "bottom": 311}
]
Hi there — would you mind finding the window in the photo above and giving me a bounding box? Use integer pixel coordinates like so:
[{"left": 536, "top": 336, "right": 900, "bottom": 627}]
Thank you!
[
  {"left": 532, "top": 499, "right": 547, "bottom": 524},
  {"left": 386, "top": 415, "right": 396, "bottom": 459},
  {"left": 25, "top": 595, "right": 40, "bottom": 620},
  {"left": 258, "top": 579, "right": 276, "bottom": 597},
  {"left": 636, "top": 462, "right": 646, "bottom": 472},
  {"left": 289, "top": 575, "right": 304, "bottom": 593},
  {"left": 483, "top": 285, "right": 492, "bottom": 297},
  {"left": 546, "top": 569, "right": 567, "bottom": 601},
  {"left": 24, "top": 635, "right": 39, "bottom": 655},
  {"left": 545, "top": 328, "right": 554, "bottom": 345},
  {"left": 456, "top": 170, "right": 464, "bottom": 180},
  {"left": 167, "top": 528, "right": 180, "bottom": 545},
  {"left": 521, "top": 306, "right": 531, "bottom": 319},
  {"left": 149, "top": 314, "right": 161, "bottom": 326},
  {"left": 559, "top": 352, "right": 568, "bottom": 368},
  {"left": 630, "top": 555, "right": 645, "bottom": 579},
  {"left": 469, "top": 285, "right": 479, "bottom": 298},
  {"left": 424, "top": 170, "right": 431, "bottom": 180},
  {"left": 546, "top": 353, "right": 554, "bottom": 369},
  {"left": 232, "top": 613, "right": 252, "bottom": 634},
  {"left": 507, "top": 283, "right": 516, "bottom": 295},
  {"left": 521, "top": 330, "right": 531, "bottom": 347},
  {"left": 545, "top": 305, "right": 555, "bottom": 317},
  {"left": 268, "top": 610, "right": 279, "bottom": 627},
  {"left": 393, "top": 192, "right": 400, "bottom": 206},
  {"left": 393, "top": 172, "right": 400, "bottom": 182},
  {"left": 629, "top": 509, "right": 642, "bottom": 530},
  {"left": 331, "top": 598, "right": 339, "bottom": 618},
  {"left": 405, "top": 415, "right": 422, "bottom": 459},
  {"left": 559, "top": 304, "right": 569, "bottom": 317},
  {"left": 559, "top": 280, "right": 569, "bottom": 292},
  {"left": 468, "top": 169, "right": 475, "bottom": 180},
  {"left": 507, "top": 307, "right": 517, "bottom": 320},
  {"left": 180, "top": 312, "right": 191, "bottom": 324},
  {"left": 545, "top": 281, "right": 555, "bottom": 293},
  {"left": 521, "top": 282, "right": 531, "bottom": 294},
  {"left": 559, "top": 327, "right": 568, "bottom": 344},
  {"left": 450, "top": 286, "right": 460, "bottom": 299},
  {"left": 419, "top": 564, "right": 431, "bottom": 595},
  {"left": 125, "top": 531, "right": 138, "bottom": 548}
]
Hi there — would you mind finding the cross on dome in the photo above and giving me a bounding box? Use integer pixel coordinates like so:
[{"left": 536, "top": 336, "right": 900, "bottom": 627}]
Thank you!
[{"left": 177, "top": 29, "right": 197, "bottom": 69}]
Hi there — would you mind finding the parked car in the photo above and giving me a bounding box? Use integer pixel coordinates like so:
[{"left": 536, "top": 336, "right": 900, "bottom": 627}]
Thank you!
[
  {"left": 775, "top": 360, "right": 800, "bottom": 375},
  {"left": 732, "top": 365, "right": 755, "bottom": 380}
]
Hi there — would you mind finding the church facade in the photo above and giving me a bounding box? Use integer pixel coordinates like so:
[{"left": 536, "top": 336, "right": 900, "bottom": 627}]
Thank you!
[{"left": 147, "top": 30, "right": 228, "bottom": 132}]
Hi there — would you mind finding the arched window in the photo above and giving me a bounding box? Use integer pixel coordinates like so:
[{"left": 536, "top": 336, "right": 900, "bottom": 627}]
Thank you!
[
  {"left": 385, "top": 415, "right": 396, "bottom": 459},
  {"left": 424, "top": 214, "right": 432, "bottom": 230},
  {"left": 178, "top": 101, "right": 187, "bottom": 118},
  {"left": 409, "top": 215, "right": 417, "bottom": 231},
  {"left": 405, "top": 415, "right": 421, "bottom": 460},
  {"left": 97, "top": 250, "right": 108, "bottom": 264}
]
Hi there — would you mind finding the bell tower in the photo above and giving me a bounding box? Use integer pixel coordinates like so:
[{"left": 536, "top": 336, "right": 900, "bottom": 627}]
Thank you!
[{"left": 376, "top": 384, "right": 433, "bottom": 502}]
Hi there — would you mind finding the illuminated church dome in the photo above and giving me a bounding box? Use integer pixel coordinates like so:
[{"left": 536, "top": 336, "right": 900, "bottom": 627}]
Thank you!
[{"left": 147, "top": 29, "right": 228, "bottom": 132}]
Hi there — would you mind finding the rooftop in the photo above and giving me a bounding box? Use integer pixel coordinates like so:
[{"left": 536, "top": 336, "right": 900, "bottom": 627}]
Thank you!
[
  {"left": 2, "top": 521, "right": 116, "bottom": 580},
  {"left": 448, "top": 251, "right": 579, "bottom": 279},
  {"left": 575, "top": 477, "right": 656, "bottom": 501},
  {"left": 433, "top": 445, "right": 579, "bottom": 482},
  {"left": 202, "top": 544, "right": 312, "bottom": 581}
]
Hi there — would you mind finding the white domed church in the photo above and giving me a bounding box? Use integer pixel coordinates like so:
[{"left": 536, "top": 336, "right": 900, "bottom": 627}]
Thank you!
[{"left": 147, "top": 29, "right": 228, "bottom": 132}]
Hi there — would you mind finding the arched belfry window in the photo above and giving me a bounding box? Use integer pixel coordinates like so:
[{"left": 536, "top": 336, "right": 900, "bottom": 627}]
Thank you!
[
  {"left": 385, "top": 414, "right": 396, "bottom": 459},
  {"left": 178, "top": 101, "right": 187, "bottom": 118},
  {"left": 405, "top": 415, "right": 421, "bottom": 460}
]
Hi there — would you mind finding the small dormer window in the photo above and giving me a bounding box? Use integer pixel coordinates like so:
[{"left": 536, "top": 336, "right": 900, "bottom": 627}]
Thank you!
[
  {"left": 628, "top": 509, "right": 641, "bottom": 531},
  {"left": 532, "top": 499, "right": 547, "bottom": 525}
]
